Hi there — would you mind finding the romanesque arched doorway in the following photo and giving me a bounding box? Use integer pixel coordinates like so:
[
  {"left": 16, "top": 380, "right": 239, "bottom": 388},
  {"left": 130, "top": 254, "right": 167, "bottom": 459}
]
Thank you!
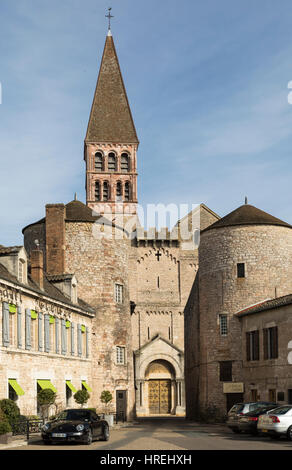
[{"left": 145, "top": 360, "right": 175, "bottom": 415}]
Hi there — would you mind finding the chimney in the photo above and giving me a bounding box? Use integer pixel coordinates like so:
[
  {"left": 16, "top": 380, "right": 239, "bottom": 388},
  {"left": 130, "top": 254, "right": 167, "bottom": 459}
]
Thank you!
[
  {"left": 30, "top": 249, "right": 44, "bottom": 290},
  {"left": 45, "top": 204, "right": 66, "bottom": 275}
]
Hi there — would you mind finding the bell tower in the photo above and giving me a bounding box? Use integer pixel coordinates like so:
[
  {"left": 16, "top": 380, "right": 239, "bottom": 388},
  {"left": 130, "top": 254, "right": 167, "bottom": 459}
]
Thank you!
[{"left": 84, "top": 26, "right": 139, "bottom": 224}]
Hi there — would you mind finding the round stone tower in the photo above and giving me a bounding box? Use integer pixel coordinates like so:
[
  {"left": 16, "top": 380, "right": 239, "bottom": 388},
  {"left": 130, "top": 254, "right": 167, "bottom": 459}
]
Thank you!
[{"left": 188, "top": 203, "right": 292, "bottom": 416}]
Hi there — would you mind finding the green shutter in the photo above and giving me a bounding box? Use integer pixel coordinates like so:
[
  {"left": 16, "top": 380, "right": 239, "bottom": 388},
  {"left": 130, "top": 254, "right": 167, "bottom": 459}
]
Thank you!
[
  {"left": 31, "top": 310, "right": 38, "bottom": 320},
  {"left": 9, "top": 304, "right": 17, "bottom": 314}
]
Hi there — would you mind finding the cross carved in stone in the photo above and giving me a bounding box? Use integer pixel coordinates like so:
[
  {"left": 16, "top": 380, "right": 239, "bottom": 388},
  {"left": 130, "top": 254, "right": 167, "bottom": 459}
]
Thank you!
[{"left": 155, "top": 250, "right": 162, "bottom": 261}]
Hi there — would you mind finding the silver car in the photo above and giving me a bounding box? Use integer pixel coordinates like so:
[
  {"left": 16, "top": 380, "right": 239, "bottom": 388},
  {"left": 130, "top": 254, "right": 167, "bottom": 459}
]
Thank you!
[
  {"left": 226, "top": 402, "right": 277, "bottom": 433},
  {"left": 257, "top": 405, "right": 292, "bottom": 440}
]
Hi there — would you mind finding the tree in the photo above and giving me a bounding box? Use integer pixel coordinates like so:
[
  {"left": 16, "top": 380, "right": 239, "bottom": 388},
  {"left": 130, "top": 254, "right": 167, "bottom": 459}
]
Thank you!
[
  {"left": 0, "top": 408, "right": 12, "bottom": 435},
  {"left": 37, "top": 389, "right": 56, "bottom": 419},
  {"left": 0, "top": 399, "right": 20, "bottom": 427},
  {"left": 74, "top": 389, "right": 90, "bottom": 408},
  {"left": 100, "top": 390, "right": 113, "bottom": 414}
]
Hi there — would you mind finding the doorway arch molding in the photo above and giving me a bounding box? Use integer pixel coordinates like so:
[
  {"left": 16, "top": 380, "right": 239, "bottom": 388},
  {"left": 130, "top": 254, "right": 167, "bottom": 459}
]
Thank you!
[{"left": 138, "top": 353, "right": 183, "bottom": 380}]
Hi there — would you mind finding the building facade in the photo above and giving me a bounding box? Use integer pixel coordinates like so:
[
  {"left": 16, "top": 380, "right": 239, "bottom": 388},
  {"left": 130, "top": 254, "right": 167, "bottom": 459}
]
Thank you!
[
  {"left": 0, "top": 245, "right": 94, "bottom": 416},
  {"left": 5, "top": 29, "right": 219, "bottom": 419},
  {"left": 185, "top": 203, "right": 292, "bottom": 418}
]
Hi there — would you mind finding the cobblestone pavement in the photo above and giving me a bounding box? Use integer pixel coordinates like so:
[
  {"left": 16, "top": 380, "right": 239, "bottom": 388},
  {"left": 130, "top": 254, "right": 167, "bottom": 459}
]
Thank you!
[{"left": 3, "top": 417, "right": 292, "bottom": 451}]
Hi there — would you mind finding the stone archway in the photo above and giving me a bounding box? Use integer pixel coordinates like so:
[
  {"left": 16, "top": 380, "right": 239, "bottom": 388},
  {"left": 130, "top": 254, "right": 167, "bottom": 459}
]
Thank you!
[{"left": 134, "top": 336, "right": 185, "bottom": 417}]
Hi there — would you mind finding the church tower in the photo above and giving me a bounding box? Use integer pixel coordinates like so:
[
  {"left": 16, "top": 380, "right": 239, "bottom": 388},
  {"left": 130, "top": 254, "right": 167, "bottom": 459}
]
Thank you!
[{"left": 84, "top": 28, "right": 139, "bottom": 224}]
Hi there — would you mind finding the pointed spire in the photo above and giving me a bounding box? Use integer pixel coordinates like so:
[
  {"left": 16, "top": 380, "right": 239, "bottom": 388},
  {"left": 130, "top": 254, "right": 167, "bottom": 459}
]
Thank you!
[{"left": 85, "top": 32, "right": 139, "bottom": 144}]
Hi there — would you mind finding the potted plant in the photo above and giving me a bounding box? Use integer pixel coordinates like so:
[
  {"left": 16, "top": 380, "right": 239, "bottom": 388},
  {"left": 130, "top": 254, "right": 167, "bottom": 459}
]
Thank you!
[
  {"left": 100, "top": 391, "right": 114, "bottom": 427},
  {"left": 37, "top": 389, "right": 56, "bottom": 420},
  {"left": 73, "top": 389, "right": 90, "bottom": 408}
]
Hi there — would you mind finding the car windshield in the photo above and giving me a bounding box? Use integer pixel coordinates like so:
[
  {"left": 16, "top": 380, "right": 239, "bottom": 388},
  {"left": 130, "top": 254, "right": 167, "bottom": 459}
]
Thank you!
[
  {"left": 56, "top": 410, "right": 91, "bottom": 421},
  {"left": 269, "top": 406, "right": 292, "bottom": 415}
]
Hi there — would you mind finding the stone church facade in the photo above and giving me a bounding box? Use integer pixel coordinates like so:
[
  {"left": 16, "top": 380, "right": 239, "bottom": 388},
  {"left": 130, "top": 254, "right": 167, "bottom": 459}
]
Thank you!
[{"left": 0, "top": 29, "right": 219, "bottom": 418}]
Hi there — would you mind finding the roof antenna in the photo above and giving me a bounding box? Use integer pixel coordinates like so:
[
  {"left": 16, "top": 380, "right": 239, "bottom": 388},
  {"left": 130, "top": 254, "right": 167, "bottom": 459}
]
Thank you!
[{"left": 245, "top": 196, "right": 248, "bottom": 205}]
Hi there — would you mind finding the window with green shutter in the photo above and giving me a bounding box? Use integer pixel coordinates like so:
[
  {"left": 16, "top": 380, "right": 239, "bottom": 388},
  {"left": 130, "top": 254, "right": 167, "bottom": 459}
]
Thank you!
[{"left": 2, "top": 302, "right": 10, "bottom": 347}]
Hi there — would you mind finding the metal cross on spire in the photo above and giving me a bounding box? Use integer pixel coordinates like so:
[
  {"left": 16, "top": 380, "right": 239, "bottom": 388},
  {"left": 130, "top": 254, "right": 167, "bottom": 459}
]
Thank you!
[{"left": 106, "top": 7, "right": 114, "bottom": 31}]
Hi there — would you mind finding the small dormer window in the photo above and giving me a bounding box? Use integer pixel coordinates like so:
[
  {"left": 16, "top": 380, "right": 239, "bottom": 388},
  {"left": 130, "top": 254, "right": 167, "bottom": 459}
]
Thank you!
[{"left": 18, "top": 259, "right": 25, "bottom": 283}]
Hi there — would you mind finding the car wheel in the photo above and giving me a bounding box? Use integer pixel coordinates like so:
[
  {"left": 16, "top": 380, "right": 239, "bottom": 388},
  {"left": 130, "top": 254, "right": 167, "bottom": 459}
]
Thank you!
[
  {"left": 100, "top": 424, "right": 110, "bottom": 441},
  {"left": 287, "top": 426, "right": 292, "bottom": 441},
  {"left": 85, "top": 429, "right": 93, "bottom": 445}
]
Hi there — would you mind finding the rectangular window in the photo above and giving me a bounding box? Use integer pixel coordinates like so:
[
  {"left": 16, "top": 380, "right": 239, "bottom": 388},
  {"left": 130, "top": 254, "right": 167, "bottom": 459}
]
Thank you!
[
  {"left": 250, "top": 389, "right": 258, "bottom": 401},
  {"left": 263, "top": 326, "right": 278, "bottom": 359},
  {"left": 115, "top": 284, "right": 123, "bottom": 303},
  {"left": 269, "top": 389, "right": 276, "bottom": 402},
  {"left": 2, "top": 302, "right": 10, "bottom": 347},
  {"left": 219, "top": 361, "right": 232, "bottom": 382},
  {"left": 288, "top": 390, "right": 292, "bottom": 405},
  {"left": 237, "top": 263, "right": 245, "bottom": 278},
  {"left": 246, "top": 330, "right": 260, "bottom": 361},
  {"left": 116, "top": 346, "right": 126, "bottom": 365},
  {"left": 219, "top": 314, "right": 228, "bottom": 336}
]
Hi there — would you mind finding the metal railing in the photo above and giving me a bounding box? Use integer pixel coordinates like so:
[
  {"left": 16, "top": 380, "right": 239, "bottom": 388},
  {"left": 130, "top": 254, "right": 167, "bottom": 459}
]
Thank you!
[{"left": 11, "top": 418, "right": 45, "bottom": 440}]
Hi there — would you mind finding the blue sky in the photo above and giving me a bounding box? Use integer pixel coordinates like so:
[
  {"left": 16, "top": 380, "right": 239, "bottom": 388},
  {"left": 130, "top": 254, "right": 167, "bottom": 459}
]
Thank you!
[{"left": 1, "top": 0, "right": 292, "bottom": 244}]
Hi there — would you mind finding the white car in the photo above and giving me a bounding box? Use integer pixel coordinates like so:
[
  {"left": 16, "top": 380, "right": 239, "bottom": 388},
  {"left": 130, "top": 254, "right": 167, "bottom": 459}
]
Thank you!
[{"left": 257, "top": 405, "right": 292, "bottom": 440}]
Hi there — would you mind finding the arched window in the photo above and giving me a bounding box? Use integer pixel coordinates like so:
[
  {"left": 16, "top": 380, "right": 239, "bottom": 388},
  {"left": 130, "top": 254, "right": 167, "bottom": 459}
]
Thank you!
[
  {"left": 95, "top": 152, "right": 103, "bottom": 171},
  {"left": 121, "top": 153, "right": 130, "bottom": 172},
  {"left": 108, "top": 152, "right": 117, "bottom": 172},
  {"left": 116, "top": 181, "right": 122, "bottom": 198},
  {"left": 103, "top": 181, "right": 109, "bottom": 201},
  {"left": 95, "top": 181, "right": 100, "bottom": 201},
  {"left": 124, "top": 181, "right": 131, "bottom": 201}
]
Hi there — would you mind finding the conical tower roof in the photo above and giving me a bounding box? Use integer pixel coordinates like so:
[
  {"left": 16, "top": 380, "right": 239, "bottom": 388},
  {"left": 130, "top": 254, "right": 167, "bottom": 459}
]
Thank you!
[
  {"left": 85, "top": 31, "right": 139, "bottom": 144},
  {"left": 202, "top": 204, "right": 292, "bottom": 233}
]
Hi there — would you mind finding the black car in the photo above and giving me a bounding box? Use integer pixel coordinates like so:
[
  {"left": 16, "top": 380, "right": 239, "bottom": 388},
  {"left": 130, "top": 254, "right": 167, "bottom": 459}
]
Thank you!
[
  {"left": 41, "top": 409, "right": 110, "bottom": 445},
  {"left": 237, "top": 404, "right": 278, "bottom": 435}
]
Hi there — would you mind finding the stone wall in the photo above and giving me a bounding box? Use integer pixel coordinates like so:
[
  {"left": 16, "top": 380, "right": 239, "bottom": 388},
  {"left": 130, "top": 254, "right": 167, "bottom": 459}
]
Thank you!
[
  {"left": 64, "top": 221, "right": 135, "bottom": 418},
  {"left": 185, "top": 224, "right": 292, "bottom": 417}
]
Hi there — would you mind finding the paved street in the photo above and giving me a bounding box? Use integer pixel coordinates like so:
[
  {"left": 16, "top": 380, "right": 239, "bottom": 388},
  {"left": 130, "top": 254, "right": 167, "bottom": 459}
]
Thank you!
[{"left": 6, "top": 417, "right": 292, "bottom": 451}]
